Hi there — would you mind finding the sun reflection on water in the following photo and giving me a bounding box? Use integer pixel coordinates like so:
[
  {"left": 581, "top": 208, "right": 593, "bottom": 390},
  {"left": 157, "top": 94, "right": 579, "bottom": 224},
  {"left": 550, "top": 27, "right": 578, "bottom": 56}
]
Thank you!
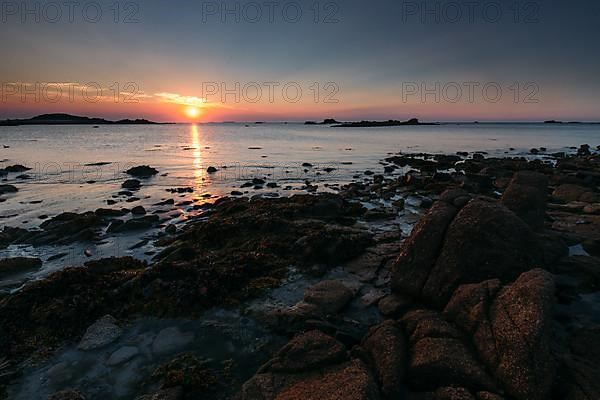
[{"left": 190, "top": 124, "right": 204, "bottom": 186}]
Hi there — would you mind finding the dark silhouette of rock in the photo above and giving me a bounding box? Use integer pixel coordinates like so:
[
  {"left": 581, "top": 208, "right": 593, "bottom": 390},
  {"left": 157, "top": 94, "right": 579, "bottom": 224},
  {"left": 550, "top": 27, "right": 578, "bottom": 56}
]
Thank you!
[
  {"left": 131, "top": 205, "right": 146, "bottom": 215},
  {"left": 122, "top": 179, "right": 141, "bottom": 189},
  {"left": 4, "top": 164, "right": 31, "bottom": 173},
  {"left": 125, "top": 165, "right": 158, "bottom": 177},
  {"left": 0, "top": 184, "right": 18, "bottom": 195}
]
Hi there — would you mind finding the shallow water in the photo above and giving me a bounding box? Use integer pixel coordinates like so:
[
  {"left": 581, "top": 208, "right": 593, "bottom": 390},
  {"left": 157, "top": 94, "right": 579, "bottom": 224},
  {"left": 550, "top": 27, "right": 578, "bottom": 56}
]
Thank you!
[
  {"left": 1, "top": 123, "right": 599, "bottom": 286},
  {"left": 8, "top": 309, "right": 286, "bottom": 400}
]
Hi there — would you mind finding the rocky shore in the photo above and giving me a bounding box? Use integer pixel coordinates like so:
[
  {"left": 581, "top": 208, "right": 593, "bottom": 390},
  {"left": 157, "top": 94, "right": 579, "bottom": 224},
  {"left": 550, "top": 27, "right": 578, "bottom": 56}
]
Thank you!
[{"left": 1, "top": 145, "right": 599, "bottom": 400}]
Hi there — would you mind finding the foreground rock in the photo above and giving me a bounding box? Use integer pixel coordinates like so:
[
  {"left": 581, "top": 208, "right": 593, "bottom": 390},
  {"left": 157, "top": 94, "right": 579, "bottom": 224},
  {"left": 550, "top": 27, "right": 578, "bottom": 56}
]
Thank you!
[
  {"left": 303, "top": 280, "right": 353, "bottom": 314},
  {"left": 392, "top": 193, "right": 551, "bottom": 306},
  {"left": 0, "top": 194, "right": 371, "bottom": 362},
  {"left": 238, "top": 331, "right": 381, "bottom": 400},
  {"left": 444, "top": 269, "right": 555, "bottom": 400},
  {"left": 361, "top": 321, "right": 407, "bottom": 398}
]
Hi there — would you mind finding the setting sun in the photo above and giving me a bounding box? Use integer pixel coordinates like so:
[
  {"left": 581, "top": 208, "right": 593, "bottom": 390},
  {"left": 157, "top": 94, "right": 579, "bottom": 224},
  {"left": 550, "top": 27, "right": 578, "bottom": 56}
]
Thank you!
[{"left": 185, "top": 106, "right": 201, "bottom": 119}]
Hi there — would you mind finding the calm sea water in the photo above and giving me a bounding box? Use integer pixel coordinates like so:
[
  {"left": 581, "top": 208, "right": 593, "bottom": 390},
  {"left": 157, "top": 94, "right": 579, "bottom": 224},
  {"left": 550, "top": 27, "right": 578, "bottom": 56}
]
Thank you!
[{"left": 0, "top": 123, "right": 599, "bottom": 285}]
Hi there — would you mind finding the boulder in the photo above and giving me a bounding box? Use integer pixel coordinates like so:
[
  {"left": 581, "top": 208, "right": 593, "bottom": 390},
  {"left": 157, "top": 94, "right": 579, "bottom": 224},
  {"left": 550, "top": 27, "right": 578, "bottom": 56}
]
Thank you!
[
  {"left": 268, "top": 330, "right": 347, "bottom": 373},
  {"left": 273, "top": 360, "right": 381, "bottom": 400},
  {"left": 303, "top": 280, "right": 353, "bottom": 314},
  {"left": 501, "top": 171, "right": 548, "bottom": 230},
  {"left": 552, "top": 184, "right": 590, "bottom": 203},
  {"left": 444, "top": 269, "right": 556, "bottom": 400},
  {"left": 238, "top": 331, "right": 380, "bottom": 400},
  {"left": 362, "top": 321, "right": 407, "bottom": 397},
  {"left": 394, "top": 199, "right": 545, "bottom": 307},
  {"left": 377, "top": 294, "right": 412, "bottom": 317},
  {"left": 409, "top": 337, "right": 496, "bottom": 392},
  {"left": 391, "top": 200, "right": 460, "bottom": 299}
]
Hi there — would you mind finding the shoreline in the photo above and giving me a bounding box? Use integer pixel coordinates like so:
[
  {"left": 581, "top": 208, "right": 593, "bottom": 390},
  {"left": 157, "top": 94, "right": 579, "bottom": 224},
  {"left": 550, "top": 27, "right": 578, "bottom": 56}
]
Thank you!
[{"left": 0, "top": 145, "right": 599, "bottom": 399}]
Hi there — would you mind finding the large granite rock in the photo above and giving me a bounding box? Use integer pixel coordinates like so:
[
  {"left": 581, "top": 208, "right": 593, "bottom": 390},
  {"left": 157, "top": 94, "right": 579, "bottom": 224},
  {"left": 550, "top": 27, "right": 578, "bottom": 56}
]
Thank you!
[
  {"left": 238, "top": 331, "right": 381, "bottom": 400},
  {"left": 444, "top": 269, "right": 556, "bottom": 400},
  {"left": 501, "top": 171, "right": 548, "bottom": 231},
  {"left": 400, "top": 309, "right": 497, "bottom": 393},
  {"left": 393, "top": 197, "right": 546, "bottom": 307},
  {"left": 361, "top": 320, "right": 407, "bottom": 397}
]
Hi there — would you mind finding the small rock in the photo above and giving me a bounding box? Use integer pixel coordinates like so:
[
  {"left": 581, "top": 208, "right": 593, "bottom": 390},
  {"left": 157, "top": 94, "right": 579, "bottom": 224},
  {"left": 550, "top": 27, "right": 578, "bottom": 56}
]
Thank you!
[
  {"left": 420, "top": 197, "right": 434, "bottom": 209},
  {"left": 207, "top": 166, "right": 218, "bottom": 174},
  {"left": 78, "top": 315, "right": 122, "bottom": 351},
  {"left": 0, "top": 184, "right": 18, "bottom": 195},
  {"left": 131, "top": 205, "right": 147, "bottom": 215},
  {"left": 122, "top": 179, "right": 141, "bottom": 189},
  {"left": 4, "top": 164, "right": 31, "bottom": 173},
  {"left": 126, "top": 165, "right": 159, "bottom": 177},
  {"left": 304, "top": 280, "right": 353, "bottom": 314}
]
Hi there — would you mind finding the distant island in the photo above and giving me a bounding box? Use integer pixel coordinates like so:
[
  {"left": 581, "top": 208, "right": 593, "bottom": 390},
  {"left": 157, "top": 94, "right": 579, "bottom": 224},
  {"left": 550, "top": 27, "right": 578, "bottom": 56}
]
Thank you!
[
  {"left": 304, "top": 118, "right": 340, "bottom": 125},
  {"left": 332, "top": 118, "right": 438, "bottom": 128},
  {"left": 0, "top": 113, "right": 168, "bottom": 126}
]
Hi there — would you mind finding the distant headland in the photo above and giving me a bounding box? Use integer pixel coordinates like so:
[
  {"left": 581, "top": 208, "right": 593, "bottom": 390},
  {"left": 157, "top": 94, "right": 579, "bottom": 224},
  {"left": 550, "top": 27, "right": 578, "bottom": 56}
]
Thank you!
[
  {"left": 0, "top": 113, "right": 169, "bottom": 126},
  {"left": 332, "top": 118, "right": 438, "bottom": 128}
]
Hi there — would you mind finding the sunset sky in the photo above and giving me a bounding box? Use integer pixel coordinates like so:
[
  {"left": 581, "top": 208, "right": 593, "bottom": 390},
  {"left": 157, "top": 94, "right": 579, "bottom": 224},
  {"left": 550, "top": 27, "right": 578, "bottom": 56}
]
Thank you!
[{"left": 1, "top": 0, "right": 599, "bottom": 122}]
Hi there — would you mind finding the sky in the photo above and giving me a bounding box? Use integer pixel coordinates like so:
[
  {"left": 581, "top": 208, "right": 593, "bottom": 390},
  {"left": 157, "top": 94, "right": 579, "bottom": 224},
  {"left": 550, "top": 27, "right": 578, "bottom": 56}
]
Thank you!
[{"left": 1, "top": 0, "right": 599, "bottom": 122}]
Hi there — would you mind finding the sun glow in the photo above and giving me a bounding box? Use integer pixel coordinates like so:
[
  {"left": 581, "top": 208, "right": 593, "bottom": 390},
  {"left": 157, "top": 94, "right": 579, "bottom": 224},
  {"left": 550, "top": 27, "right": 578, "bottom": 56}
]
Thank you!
[{"left": 185, "top": 106, "right": 201, "bottom": 120}]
